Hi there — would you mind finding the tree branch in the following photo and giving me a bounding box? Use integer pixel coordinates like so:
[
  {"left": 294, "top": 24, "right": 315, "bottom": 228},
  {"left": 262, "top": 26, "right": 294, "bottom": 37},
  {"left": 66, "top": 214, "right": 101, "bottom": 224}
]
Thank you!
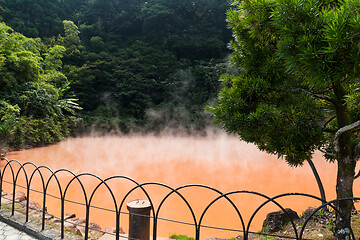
[
  {"left": 323, "top": 128, "right": 336, "bottom": 133},
  {"left": 278, "top": 88, "right": 335, "bottom": 104},
  {"left": 322, "top": 116, "right": 336, "bottom": 130},
  {"left": 318, "top": 147, "right": 336, "bottom": 157},
  {"left": 334, "top": 120, "right": 360, "bottom": 153}
]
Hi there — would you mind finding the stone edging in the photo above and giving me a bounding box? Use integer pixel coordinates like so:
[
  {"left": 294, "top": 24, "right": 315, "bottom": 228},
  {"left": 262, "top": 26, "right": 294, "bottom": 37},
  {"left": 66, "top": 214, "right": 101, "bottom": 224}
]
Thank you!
[
  {"left": 0, "top": 191, "right": 119, "bottom": 240},
  {"left": 0, "top": 207, "right": 81, "bottom": 240}
]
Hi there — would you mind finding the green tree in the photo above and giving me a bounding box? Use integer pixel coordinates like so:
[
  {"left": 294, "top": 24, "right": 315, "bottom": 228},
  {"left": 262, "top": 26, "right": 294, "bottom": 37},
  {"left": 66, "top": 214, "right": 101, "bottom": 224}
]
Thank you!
[
  {"left": 62, "top": 20, "right": 80, "bottom": 47},
  {"left": 77, "top": 0, "right": 144, "bottom": 43},
  {"left": 140, "top": 0, "right": 231, "bottom": 59},
  {"left": 0, "top": 22, "right": 81, "bottom": 148},
  {"left": 208, "top": 0, "right": 360, "bottom": 239},
  {"left": 0, "top": 100, "right": 21, "bottom": 150},
  {"left": 2, "top": 0, "right": 65, "bottom": 37}
]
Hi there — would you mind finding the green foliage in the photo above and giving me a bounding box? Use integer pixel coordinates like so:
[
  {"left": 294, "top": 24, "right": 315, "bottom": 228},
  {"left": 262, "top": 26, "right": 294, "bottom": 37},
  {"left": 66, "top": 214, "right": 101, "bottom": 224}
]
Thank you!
[
  {"left": 259, "top": 236, "right": 278, "bottom": 240},
  {"left": 139, "top": 0, "right": 231, "bottom": 59},
  {"left": 18, "top": 116, "right": 69, "bottom": 147},
  {"left": 209, "top": 1, "right": 360, "bottom": 238},
  {"left": 63, "top": 20, "right": 80, "bottom": 46},
  {"left": 72, "top": 40, "right": 179, "bottom": 119},
  {"left": 0, "top": 100, "right": 20, "bottom": 147},
  {"left": 209, "top": 74, "right": 324, "bottom": 165},
  {"left": 169, "top": 234, "right": 195, "bottom": 240},
  {"left": 0, "top": 22, "right": 81, "bottom": 149},
  {"left": 1, "top": 0, "right": 85, "bottom": 38},
  {"left": 328, "top": 218, "right": 334, "bottom": 233},
  {"left": 1, "top": 0, "right": 233, "bottom": 137},
  {"left": 209, "top": 0, "right": 360, "bottom": 165},
  {"left": 90, "top": 36, "right": 105, "bottom": 53},
  {"left": 43, "top": 45, "right": 66, "bottom": 71}
]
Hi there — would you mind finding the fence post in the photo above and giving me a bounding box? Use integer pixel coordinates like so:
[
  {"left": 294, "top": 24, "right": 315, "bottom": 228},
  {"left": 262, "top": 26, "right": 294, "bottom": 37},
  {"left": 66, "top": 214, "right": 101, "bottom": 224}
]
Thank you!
[{"left": 127, "top": 199, "right": 151, "bottom": 240}]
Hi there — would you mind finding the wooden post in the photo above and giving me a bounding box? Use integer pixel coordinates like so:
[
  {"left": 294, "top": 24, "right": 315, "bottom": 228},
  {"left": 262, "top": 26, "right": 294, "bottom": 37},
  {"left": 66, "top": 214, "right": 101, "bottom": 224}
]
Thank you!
[{"left": 127, "top": 199, "right": 151, "bottom": 240}]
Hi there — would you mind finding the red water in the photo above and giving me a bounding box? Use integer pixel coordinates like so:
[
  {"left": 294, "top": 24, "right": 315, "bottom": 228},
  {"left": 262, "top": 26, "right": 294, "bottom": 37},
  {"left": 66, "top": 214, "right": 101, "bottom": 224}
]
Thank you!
[{"left": 2, "top": 132, "right": 355, "bottom": 238}]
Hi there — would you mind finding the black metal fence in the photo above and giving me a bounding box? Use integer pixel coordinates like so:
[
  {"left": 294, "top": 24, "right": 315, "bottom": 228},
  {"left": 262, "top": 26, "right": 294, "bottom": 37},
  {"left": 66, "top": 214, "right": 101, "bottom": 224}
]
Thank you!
[{"left": 0, "top": 157, "right": 358, "bottom": 240}]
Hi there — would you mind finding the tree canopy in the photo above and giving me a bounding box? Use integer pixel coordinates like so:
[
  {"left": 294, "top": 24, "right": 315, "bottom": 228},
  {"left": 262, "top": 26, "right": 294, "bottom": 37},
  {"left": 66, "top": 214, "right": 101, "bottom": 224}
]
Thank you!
[
  {"left": 0, "top": 0, "right": 233, "bottom": 141},
  {"left": 208, "top": 0, "right": 360, "bottom": 238},
  {"left": 0, "top": 22, "right": 81, "bottom": 148}
]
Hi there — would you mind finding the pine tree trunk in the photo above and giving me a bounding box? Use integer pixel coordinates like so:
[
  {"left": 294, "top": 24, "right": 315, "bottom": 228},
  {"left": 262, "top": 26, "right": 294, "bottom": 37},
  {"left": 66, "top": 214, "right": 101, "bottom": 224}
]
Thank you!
[
  {"left": 333, "top": 82, "right": 356, "bottom": 240},
  {"left": 335, "top": 158, "right": 355, "bottom": 240}
]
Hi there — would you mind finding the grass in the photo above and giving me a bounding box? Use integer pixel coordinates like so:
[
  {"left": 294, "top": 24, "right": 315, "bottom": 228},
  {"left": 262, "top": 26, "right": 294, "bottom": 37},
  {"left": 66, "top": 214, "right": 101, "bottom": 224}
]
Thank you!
[
  {"left": 169, "top": 234, "right": 195, "bottom": 240},
  {"left": 169, "top": 234, "right": 238, "bottom": 240},
  {"left": 259, "top": 236, "right": 278, "bottom": 240}
]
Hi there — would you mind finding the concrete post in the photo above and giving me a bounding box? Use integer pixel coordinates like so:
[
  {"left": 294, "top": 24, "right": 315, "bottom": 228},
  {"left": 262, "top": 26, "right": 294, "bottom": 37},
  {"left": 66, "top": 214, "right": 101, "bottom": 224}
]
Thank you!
[{"left": 127, "top": 199, "right": 151, "bottom": 240}]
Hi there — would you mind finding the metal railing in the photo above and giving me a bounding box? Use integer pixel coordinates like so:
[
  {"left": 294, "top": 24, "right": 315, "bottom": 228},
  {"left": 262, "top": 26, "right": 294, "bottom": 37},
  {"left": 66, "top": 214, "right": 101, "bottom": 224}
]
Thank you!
[{"left": 0, "top": 157, "right": 357, "bottom": 240}]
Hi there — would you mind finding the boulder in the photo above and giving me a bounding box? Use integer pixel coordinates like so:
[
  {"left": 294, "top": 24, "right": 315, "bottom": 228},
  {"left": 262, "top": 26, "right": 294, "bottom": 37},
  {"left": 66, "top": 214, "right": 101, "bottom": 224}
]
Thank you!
[
  {"left": 64, "top": 221, "right": 82, "bottom": 236},
  {"left": 8, "top": 192, "right": 26, "bottom": 202},
  {"left": 30, "top": 210, "right": 53, "bottom": 219},
  {"left": 44, "top": 213, "right": 55, "bottom": 220},
  {"left": 262, "top": 208, "right": 299, "bottom": 233},
  {"left": 64, "top": 218, "right": 84, "bottom": 236},
  {"left": 64, "top": 218, "right": 79, "bottom": 229},
  {"left": 77, "top": 221, "right": 104, "bottom": 239},
  {"left": 65, "top": 213, "right": 76, "bottom": 220},
  {"left": 65, "top": 217, "right": 86, "bottom": 226},
  {"left": 104, "top": 226, "right": 125, "bottom": 234},
  {"left": 20, "top": 200, "right": 42, "bottom": 210},
  {"left": 303, "top": 207, "right": 318, "bottom": 216}
]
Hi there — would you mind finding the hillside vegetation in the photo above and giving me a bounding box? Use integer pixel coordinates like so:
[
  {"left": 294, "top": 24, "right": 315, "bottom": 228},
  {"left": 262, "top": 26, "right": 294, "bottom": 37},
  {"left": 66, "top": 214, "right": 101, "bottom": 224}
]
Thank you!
[{"left": 0, "top": 0, "right": 233, "bottom": 148}]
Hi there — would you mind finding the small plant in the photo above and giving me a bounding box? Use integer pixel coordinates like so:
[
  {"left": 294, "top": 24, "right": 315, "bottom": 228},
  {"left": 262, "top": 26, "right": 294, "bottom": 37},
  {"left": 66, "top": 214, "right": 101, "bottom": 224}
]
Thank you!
[
  {"left": 317, "top": 209, "right": 325, "bottom": 217},
  {"left": 328, "top": 218, "right": 334, "bottom": 233},
  {"left": 169, "top": 234, "right": 195, "bottom": 240},
  {"left": 259, "top": 235, "right": 279, "bottom": 240}
]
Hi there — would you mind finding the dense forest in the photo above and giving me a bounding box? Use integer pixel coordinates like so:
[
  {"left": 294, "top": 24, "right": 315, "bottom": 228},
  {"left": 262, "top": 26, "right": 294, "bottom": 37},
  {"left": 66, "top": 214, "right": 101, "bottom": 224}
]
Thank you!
[{"left": 0, "top": 0, "right": 234, "bottom": 149}]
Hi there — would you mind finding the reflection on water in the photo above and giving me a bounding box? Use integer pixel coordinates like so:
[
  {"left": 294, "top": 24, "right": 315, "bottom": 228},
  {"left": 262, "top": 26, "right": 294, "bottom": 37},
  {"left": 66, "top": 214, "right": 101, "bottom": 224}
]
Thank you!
[{"left": 2, "top": 132, "right": 345, "bottom": 238}]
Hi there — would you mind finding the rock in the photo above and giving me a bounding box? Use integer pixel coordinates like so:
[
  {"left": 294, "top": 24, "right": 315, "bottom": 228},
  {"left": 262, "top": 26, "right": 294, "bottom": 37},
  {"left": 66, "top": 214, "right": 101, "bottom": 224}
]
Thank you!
[
  {"left": 50, "top": 217, "right": 62, "bottom": 224},
  {"left": 28, "top": 200, "right": 42, "bottom": 210},
  {"left": 104, "top": 226, "right": 125, "bottom": 234},
  {"left": 303, "top": 207, "right": 318, "bottom": 216},
  {"left": 1, "top": 196, "right": 12, "bottom": 205},
  {"left": 65, "top": 213, "right": 76, "bottom": 220},
  {"left": 98, "top": 235, "right": 127, "bottom": 240},
  {"left": 64, "top": 219, "right": 78, "bottom": 229},
  {"left": 20, "top": 200, "right": 42, "bottom": 210},
  {"left": 30, "top": 210, "right": 53, "bottom": 219},
  {"left": 75, "top": 218, "right": 87, "bottom": 225},
  {"left": 7, "top": 192, "right": 26, "bottom": 202},
  {"left": 44, "top": 213, "right": 55, "bottom": 220},
  {"left": 64, "top": 218, "right": 84, "bottom": 236},
  {"left": 77, "top": 221, "right": 104, "bottom": 239},
  {"left": 64, "top": 222, "right": 82, "bottom": 236},
  {"left": 65, "top": 217, "right": 84, "bottom": 225},
  {"left": 262, "top": 208, "right": 299, "bottom": 233}
]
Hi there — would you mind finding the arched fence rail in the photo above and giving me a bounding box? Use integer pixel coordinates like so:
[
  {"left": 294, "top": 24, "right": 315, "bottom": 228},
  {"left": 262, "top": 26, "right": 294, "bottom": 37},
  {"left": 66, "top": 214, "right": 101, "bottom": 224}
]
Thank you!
[{"left": 0, "top": 157, "right": 357, "bottom": 240}]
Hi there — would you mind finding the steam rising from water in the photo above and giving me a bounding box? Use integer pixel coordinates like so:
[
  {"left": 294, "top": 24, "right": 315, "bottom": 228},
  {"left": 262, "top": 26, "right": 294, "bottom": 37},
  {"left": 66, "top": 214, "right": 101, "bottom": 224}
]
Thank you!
[{"left": 8, "top": 131, "right": 343, "bottom": 238}]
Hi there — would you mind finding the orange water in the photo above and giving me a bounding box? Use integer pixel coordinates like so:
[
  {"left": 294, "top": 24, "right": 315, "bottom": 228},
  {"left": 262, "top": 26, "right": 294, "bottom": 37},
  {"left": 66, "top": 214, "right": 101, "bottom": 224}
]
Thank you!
[{"left": 2, "top": 132, "right": 354, "bottom": 238}]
